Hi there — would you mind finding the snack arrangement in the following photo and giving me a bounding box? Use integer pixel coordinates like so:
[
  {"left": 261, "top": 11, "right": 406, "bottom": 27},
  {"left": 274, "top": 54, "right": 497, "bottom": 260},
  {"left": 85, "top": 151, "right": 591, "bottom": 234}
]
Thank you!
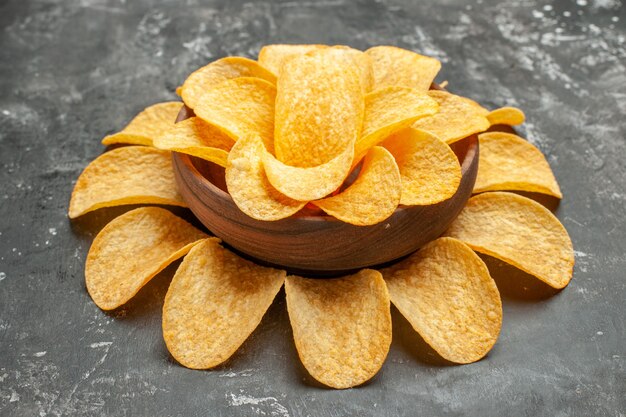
[{"left": 69, "top": 44, "right": 574, "bottom": 389}]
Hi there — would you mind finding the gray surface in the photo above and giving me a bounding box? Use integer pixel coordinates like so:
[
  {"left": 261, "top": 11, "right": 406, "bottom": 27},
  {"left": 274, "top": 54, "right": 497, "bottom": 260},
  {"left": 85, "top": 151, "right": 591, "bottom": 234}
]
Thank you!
[{"left": 1, "top": 0, "right": 625, "bottom": 415}]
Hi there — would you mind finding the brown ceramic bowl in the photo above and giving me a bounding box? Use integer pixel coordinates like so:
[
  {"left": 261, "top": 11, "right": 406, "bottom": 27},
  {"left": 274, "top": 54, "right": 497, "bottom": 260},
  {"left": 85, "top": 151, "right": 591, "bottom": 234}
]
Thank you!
[{"left": 172, "top": 93, "right": 479, "bottom": 276}]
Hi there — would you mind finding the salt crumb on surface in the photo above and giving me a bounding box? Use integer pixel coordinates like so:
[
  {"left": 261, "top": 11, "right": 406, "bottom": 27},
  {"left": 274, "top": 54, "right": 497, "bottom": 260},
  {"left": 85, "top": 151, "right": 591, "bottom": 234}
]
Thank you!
[
  {"left": 89, "top": 341, "right": 113, "bottom": 348},
  {"left": 0, "top": 272, "right": 5, "bottom": 281}
]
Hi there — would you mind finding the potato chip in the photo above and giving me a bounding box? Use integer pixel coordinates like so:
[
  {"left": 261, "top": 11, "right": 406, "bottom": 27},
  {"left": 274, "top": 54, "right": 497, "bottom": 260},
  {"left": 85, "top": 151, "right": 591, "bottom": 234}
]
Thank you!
[
  {"left": 412, "top": 90, "right": 490, "bottom": 144},
  {"left": 487, "top": 106, "right": 525, "bottom": 126},
  {"left": 194, "top": 77, "right": 276, "bottom": 153},
  {"left": 225, "top": 134, "right": 306, "bottom": 220},
  {"left": 382, "top": 128, "right": 461, "bottom": 205},
  {"left": 258, "top": 44, "right": 328, "bottom": 75},
  {"left": 285, "top": 270, "right": 392, "bottom": 389},
  {"left": 102, "top": 102, "right": 182, "bottom": 146},
  {"left": 381, "top": 237, "right": 502, "bottom": 364},
  {"left": 263, "top": 142, "right": 354, "bottom": 201},
  {"left": 85, "top": 207, "right": 207, "bottom": 310},
  {"left": 444, "top": 192, "right": 574, "bottom": 289},
  {"left": 153, "top": 117, "right": 234, "bottom": 168},
  {"left": 313, "top": 147, "right": 400, "bottom": 226},
  {"left": 181, "top": 57, "right": 277, "bottom": 110},
  {"left": 475, "top": 132, "right": 562, "bottom": 198},
  {"left": 354, "top": 86, "right": 439, "bottom": 161},
  {"left": 163, "top": 238, "right": 285, "bottom": 369},
  {"left": 325, "top": 45, "right": 374, "bottom": 93},
  {"left": 274, "top": 48, "right": 364, "bottom": 167},
  {"left": 68, "top": 146, "right": 186, "bottom": 218},
  {"left": 365, "top": 45, "right": 441, "bottom": 92}
]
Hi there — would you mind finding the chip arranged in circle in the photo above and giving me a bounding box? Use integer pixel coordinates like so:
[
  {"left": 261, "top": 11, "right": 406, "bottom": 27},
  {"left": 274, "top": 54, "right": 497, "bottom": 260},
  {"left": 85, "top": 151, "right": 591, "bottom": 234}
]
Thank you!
[
  {"left": 163, "top": 238, "right": 285, "bottom": 369},
  {"left": 86, "top": 207, "right": 207, "bottom": 310},
  {"left": 285, "top": 269, "right": 392, "bottom": 389},
  {"left": 381, "top": 237, "right": 502, "bottom": 364},
  {"left": 444, "top": 192, "right": 574, "bottom": 289},
  {"left": 69, "top": 146, "right": 186, "bottom": 218}
]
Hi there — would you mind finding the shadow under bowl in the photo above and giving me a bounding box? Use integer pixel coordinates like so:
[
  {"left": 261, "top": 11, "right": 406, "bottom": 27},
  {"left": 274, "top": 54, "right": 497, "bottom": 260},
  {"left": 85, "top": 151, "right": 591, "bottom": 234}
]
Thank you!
[{"left": 172, "top": 107, "right": 479, "bottom": 277}]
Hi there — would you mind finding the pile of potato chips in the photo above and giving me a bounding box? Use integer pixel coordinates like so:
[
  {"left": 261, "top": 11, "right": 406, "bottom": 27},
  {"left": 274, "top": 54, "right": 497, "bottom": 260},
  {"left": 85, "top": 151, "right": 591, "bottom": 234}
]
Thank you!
[{"left": 69, "top": 44, "right": 574, "bottom": 389}]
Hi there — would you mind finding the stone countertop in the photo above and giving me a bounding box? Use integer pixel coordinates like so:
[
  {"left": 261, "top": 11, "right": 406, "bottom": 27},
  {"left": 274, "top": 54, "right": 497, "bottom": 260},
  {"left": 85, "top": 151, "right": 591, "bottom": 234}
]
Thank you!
[{"left": 0, "top": 0, "right": 624, "bottom": 415}]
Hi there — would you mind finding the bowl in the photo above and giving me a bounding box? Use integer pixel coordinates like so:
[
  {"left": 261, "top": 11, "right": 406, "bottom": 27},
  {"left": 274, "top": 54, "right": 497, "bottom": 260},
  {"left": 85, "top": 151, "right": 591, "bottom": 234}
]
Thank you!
[{"left": 172, "top": 94, "right": 479, "bottom": 276}]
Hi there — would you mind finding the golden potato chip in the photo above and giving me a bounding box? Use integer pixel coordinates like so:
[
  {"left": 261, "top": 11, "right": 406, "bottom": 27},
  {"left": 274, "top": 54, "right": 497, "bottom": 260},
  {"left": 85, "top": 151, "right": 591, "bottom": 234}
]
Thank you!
[
  {"left": 487, "top": 106, "right": 525, "bottom": 126},
  {"left": 381, "top": 237, "right": 502, "bottom": 364},
  {"left": 225, "top": 134, "right": 306, "bottom": 220},
  {"left": 263, "top": 143, "right": 354, "bottom": 201},
  {"left": 354, "top": 86, "right": 439, "bottom": 161},
  {"left": 258, "top": 44, "right": 328, "bottom": 75},
  {"left": 102, "top": 102, "right": 182, "bottom": 146},
  {"left": 86, "top": 207, "right": 207, "bottom": 310},
  {"left": 194, "top": 77, "right": 276, "bottom": 153},
  {"left": 325, "top": 45, "right": 374, "bottom": 93},
  {"left": 365, "top": 45, "right": 441, "bottom": 92},
  {"left": 181, "top": 57, "right": 277, "bottom": 110},
  {"left": 412, "top": 90, "right": 490, "bottom": 144},
  {"left": 444, "top": 192, "right": 574, "bottom": 289},
  {"left": 153, "top": 117, "right": 234, "bottom": 168},
  {"left": 313, "top": 147, "right": 400, "bottom": 226},
  {"left": 68, "top": 146, "right": 186, "bottom": 218},
  {"left": 274, "top": 48, "right": 364, "bottom": 167},
  {"left": 382, "top": 128, "right": 461, "bottom": 205},
  {"left": 163, "top": 238, "right": 285, "bottom": 369},
  {"left": 475, "top": 132, "right": 562, "bottom": 198},
  {"left": 285, "top": 270, "right": 392, "bottom": 389}
]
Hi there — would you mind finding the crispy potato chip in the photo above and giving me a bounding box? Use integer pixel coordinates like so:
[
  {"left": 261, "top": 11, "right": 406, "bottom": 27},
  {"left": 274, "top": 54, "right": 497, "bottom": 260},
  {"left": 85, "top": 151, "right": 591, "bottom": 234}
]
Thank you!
[
  {"left": 274, "top": 48, "right": 364, "bottom": 167},
  {"left": 382, "top": 128, "right": 461, "bottom": 205},
  {"left": 444, "top": 192, "right": 574, "bottom": 289},
  {"left": 163, "top": 238, "right": 285, "bottom": 369},
  {"left": 313, "top": 147, "right": 400, "bottom": 226},
  {"left": 258, "top": 44, "right": 328, "bottom": 75},
  {"left": 226, "top": 134, "right": 306, "bottom": 220},
  {"left": 381, "top": 237, "right": 502, "bottom": 364},
  {"left": 285, "top": 270, "right": 392, "bottom": 389},
  {"left": 412, "top": 91, "right": 490, "bottom": 144},
  {"left": 181, "top": 57, "right": 277, "bottom": 110},
  {"left": 354, "top": 86, "right": 439, "bottom": 161},
  {"left": 475, "top": 132, "right": 562, "bottom": 198},
  {"left": 102, "top": 102, "right": 182, "bottom": 146},
  {"left": 86, "top": 207, "right": 207, "bottom": 310},
  {"left": 325, "top": 45, "right": 374, "bottom": 93},
  {"left": 487, "top": 106, "right": 525, "bottom": 126},
  {"left": 365, "top": 46, "right": 441, "bottom": 92},
  {"left": 263, "top": 142, "right": 354, "bottom": 201},
  {"left": 153, "top": 117, "right": 234, "bottom": 168},
  {"left": 68, "top": 146, "right": 186, "bottom": 218},
  {"left": 194, "top": 77, "right": 276, "bottom": 153}
]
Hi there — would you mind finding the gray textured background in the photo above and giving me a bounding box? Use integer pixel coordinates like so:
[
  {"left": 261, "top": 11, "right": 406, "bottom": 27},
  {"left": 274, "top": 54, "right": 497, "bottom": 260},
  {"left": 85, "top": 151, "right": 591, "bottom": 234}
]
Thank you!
[{"left": 1, "top": 0, "right": 625, "bottom": 416}]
